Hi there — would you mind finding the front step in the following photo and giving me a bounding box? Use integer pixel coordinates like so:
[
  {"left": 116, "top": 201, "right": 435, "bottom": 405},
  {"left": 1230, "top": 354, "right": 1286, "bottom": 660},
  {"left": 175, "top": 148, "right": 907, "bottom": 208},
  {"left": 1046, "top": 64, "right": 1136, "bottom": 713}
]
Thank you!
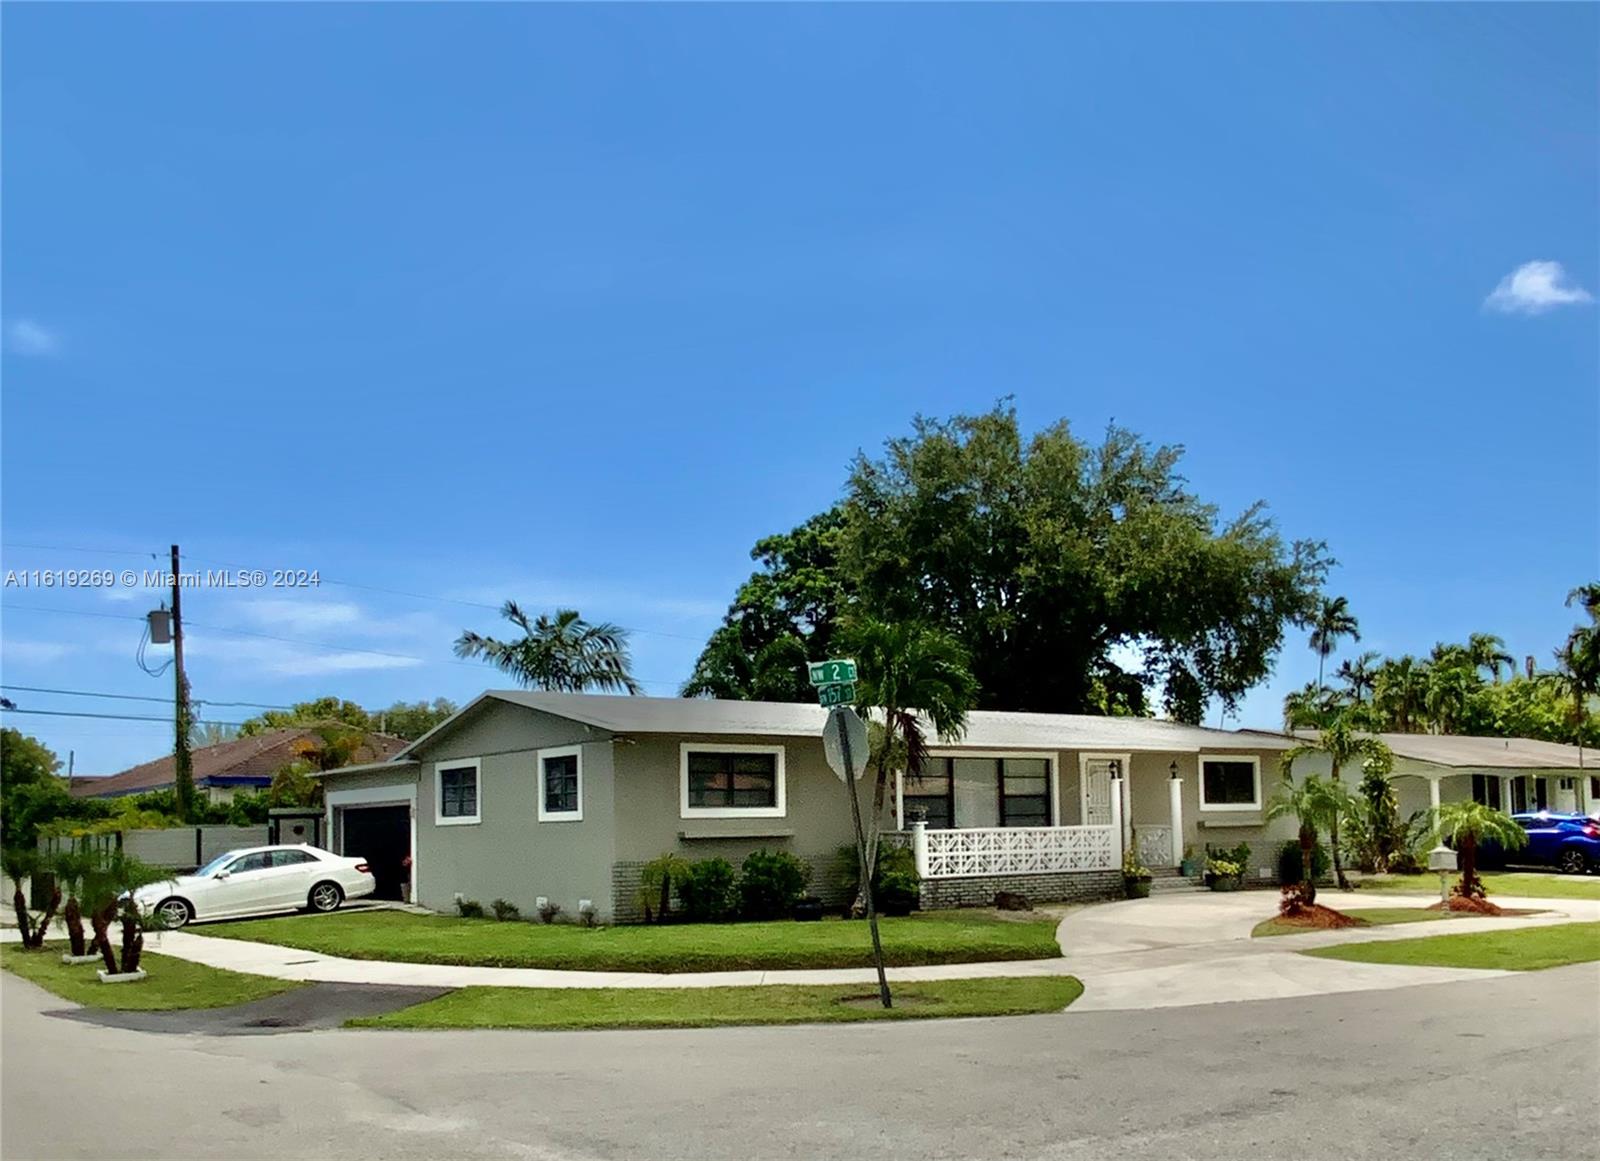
[{"left": 1148, "top": 874, "right": 1206, "bottom": 894}]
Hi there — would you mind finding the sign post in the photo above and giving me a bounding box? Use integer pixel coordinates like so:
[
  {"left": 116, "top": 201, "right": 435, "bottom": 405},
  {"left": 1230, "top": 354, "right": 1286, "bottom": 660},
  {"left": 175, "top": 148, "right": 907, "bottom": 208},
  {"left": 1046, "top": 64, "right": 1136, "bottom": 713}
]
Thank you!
[{"left": 811, "top": 661, "right": 891, "bottom": 1009}]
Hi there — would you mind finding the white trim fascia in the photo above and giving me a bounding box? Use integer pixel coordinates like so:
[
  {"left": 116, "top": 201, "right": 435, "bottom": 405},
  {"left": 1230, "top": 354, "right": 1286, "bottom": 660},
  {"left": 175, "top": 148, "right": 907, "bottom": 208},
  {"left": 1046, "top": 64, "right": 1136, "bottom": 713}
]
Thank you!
[
  {"left": 537, "top": 744, "right": 584, "bottom": 822},
  {"left": 435, "top": 757, "right": 483, "bottom": 826},
  {"left": 1197, "top": 752, "right": 1263, "bottom": 812},
  {"left": 679, "top": 742, "right": 786, "bottom": 819}
]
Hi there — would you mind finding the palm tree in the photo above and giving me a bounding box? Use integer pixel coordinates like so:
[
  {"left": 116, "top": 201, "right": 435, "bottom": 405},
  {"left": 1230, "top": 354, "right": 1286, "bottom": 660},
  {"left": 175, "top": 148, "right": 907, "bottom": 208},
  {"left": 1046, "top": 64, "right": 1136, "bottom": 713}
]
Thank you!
[
  {"left": 1466, "top": 633, "right": 1515, "bottom": 685},
  {"left": 1336, "top": 651, "right": 1381, "bottom": 704},
  {"left": 1265, "top": 773, "right": 1346, "bottom": 906},
  {"left": 1282, "top": 681, "right": 1340, "bottom": 731},
  {"left": 1281, "top": 711, "right": 1393, "bottom": 890},
  {"left": 455, "top": 603, "right": 643, "bottom": 694},
  {"left": 843, "top": 616, "right": 978, "bottom": 909},
  {"left": 1433, "top": 800, "right": 1526, "bottom": 900},
  {"left": 1373, "top": 655, "right": 1427, "bottom": 733},
  {"left": 1309, "top": 596, "right": 1360, "bottom": 690},
  {"left": 1423, "top": 662, "right": 1477, "bottom": 735}
]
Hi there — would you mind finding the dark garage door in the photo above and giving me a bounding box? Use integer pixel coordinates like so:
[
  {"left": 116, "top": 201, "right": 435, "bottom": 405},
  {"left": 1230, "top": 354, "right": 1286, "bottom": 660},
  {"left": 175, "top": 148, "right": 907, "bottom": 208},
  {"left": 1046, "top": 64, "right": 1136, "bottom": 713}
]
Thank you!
[{"left": 340, "top": 805, "right": 410, "bottom": 901}]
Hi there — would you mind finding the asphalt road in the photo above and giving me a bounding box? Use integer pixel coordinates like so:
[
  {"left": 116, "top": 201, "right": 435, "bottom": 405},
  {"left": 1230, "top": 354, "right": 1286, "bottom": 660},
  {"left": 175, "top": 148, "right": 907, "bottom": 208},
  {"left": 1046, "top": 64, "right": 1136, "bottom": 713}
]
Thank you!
[{"left": 3, "top": 965, "right": 1596, "bottom": 1161}]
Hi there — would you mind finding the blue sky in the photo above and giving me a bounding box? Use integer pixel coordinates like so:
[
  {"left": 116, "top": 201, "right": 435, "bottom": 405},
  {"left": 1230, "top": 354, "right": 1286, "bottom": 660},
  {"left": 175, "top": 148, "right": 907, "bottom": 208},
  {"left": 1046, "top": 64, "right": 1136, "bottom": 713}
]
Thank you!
[{"left": 3, "top": 4, "right": 1595, "bottom": 775}]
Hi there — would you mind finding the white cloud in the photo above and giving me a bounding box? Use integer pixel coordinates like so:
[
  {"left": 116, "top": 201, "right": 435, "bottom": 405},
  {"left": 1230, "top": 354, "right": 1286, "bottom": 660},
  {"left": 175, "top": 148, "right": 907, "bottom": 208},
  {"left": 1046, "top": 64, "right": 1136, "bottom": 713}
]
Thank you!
[
  {"left": 6, "top": 318, "right": 61, "bottom": 356},
  {"left": 181, "top": 633, "right": 422, "bottom": 677},
  {"left": 0, "top": 640, "right": 80, "bottom": 664},
  {"left": 1483, "top": 261, "right": 1594, "bottom": 315}
]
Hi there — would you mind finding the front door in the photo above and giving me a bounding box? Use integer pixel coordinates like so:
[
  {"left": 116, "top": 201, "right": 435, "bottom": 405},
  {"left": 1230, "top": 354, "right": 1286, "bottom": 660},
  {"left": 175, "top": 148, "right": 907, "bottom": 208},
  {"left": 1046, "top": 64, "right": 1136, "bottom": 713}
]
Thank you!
[{"left": 1081, "top": 757, "right": 1119, "bottom": 826}]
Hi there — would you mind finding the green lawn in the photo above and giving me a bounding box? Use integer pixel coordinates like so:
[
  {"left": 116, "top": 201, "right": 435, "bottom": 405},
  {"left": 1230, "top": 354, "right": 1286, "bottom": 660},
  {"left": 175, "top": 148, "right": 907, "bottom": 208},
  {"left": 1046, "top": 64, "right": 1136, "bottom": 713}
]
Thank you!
[
  {"left": 1, "top": 944, "right": 302, "bottom": 1011},
  {"left": 200, "top": 909, "right": 1062, "bottom": 973},
  {"left": 351, "top": 975, "right": 1084, "bottom": 1031},
  {"left": 1251, "top": 907, "right": 1457, "bottom": 938},
  {"left": 1355, "top": 871, "right": 1600, "bottom": 901},
  {"left": 1303, "top": 921, "right": 1600, "bottom": 972}
]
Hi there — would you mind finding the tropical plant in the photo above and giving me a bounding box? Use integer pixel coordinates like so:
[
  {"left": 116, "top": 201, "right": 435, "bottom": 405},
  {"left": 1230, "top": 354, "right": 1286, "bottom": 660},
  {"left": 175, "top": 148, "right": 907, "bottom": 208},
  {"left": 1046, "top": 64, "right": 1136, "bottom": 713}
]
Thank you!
[
  {"left": 1432, "top": 800, "right": 1527, "bottom": 900},
  {"left": 1336, "top": 651, "right": 1381, "bottom": 704},
  {"left": 1347, "top": 761, "right": 1406, "bottom": 873},
  {"left": 675, "top": 857, "right": 739, "bottom": 922},
  {"left": 1466, "top": 633, "right": 1515, "bottom": 685},
  {"left": 455, "top": 603, "right": 643, "bottom": 694},
  {"left": 50, "top": 847, "right": 100, "bottom": 957},
  {"left": 841, "top": 615, "right": 977, "bottom": 913},
  {"left": 1308, "top": 596, "right": 1360, "bottom": 690},
  {"left": 1372, "top": 655, "right": 1428, "bottom": 734},
  {"left": 1280, "top": 712, "right": 1392, "bottom": 890},
  {"left": 1423, "top": 661, "right": 1477, "bottom": 735},
  {"left": 1265, "top": 774, "right": 1346, "bottom": 905},
  {"left": 3, "top": 847, "right": 59, "bottom": 949},
  {"left": 636, "top": 852, "right": 692, "bottom": 924},
  {"left": 77, "top": 850, "right": 172, "bottom": 975}
]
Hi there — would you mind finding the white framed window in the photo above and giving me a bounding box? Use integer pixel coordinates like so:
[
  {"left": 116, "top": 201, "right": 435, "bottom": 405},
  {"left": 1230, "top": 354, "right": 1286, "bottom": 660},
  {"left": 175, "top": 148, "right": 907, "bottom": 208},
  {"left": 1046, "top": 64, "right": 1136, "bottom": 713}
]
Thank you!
[
  {"left": 679, "top": 743, "right": 786, "bottom": 819},
  {"left": 538, "top": 745, "right": 584, "bottom": 822},
  {"left": 435, "top": 758, "right": 482, "bottom": 825},
  {"left": 1198, "top": 754, "right": 1261, "bottom": 812}
]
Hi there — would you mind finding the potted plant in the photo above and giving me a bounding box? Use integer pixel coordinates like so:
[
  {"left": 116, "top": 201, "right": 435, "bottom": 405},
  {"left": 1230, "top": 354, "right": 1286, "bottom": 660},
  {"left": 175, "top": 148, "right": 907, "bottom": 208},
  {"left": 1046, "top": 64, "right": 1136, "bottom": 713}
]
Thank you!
[
  {"left": 875, "top": 871, "right": 918, "bottom": 917},
  {"left": 1122, "top": 853, "right": 1153, "bottom": 899},
  {"left": 792, "top": 895, "right": 825, "bottom": 922},
  {"left": 1179, "top": 845, "right": 1201, "bottom": 878},
  {"left": 1205, "top": 855, "right": 1242, "bottom": 891}
]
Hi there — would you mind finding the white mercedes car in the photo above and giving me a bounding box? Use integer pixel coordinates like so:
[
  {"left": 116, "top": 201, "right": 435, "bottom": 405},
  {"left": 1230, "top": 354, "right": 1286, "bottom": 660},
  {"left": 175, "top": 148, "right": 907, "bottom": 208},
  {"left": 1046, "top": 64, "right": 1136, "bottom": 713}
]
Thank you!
[{"left": 135, "top": 844, "right": 376, "bottom": 928}]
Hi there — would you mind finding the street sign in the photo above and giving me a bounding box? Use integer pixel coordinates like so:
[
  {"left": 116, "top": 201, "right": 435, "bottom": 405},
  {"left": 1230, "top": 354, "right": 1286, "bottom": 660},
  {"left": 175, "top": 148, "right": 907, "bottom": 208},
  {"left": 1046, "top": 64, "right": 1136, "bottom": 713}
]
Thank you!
[
  {"left": 817, "top": 681, "right": 856, "bottom": 708},
  {"left": 808, "top": 659, "right": 858, "bottom": 686},
  {"left": 823, "top": 705, "right": 869, "bottom": 782}
]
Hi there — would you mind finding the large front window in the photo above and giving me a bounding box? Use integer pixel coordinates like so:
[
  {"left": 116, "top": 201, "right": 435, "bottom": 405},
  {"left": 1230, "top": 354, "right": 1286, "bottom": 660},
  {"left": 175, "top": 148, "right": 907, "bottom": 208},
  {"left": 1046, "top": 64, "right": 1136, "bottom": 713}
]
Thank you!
[
  {"left": 680, "top": 745, "right": 786, "bottom": 818},
  {"left": 1199, "top": 757, "right": 1260, "bottom": 811},
  {"left": 902, "top": 756, "right": 1053, "bottom": 829}
]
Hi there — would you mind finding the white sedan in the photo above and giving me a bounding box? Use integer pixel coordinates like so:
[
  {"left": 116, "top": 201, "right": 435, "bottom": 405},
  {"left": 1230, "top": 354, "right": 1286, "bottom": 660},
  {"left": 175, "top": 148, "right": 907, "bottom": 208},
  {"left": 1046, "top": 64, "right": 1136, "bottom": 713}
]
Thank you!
[{"left": 135, "top": 845, "right": 376, "bottom": 928}]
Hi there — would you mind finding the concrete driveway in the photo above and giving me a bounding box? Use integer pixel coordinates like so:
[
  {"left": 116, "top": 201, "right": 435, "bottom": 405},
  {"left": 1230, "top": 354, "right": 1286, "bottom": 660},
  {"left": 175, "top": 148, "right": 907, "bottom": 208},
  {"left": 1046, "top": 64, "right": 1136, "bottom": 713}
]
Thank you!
[{"left": 1056, "top": 889, "right": 1600, "bottom": 1011}]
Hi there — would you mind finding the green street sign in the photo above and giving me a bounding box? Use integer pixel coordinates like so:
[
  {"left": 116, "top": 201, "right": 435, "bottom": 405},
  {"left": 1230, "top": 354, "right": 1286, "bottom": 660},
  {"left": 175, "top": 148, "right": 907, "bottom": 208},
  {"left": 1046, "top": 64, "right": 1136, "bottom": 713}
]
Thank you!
[
  {"left": 808, "top": 659, "right": 858, "bottom": 686},
  {"left": 817, "top": 681, "right": 856, "bottom": 708}
]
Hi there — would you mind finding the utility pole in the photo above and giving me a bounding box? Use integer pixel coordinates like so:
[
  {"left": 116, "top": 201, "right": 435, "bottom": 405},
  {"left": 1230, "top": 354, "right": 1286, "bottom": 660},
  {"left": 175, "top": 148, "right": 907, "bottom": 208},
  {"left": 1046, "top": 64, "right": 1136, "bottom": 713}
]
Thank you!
[{"left": 171, "top": 544, "right": 196, "bottom": 822}]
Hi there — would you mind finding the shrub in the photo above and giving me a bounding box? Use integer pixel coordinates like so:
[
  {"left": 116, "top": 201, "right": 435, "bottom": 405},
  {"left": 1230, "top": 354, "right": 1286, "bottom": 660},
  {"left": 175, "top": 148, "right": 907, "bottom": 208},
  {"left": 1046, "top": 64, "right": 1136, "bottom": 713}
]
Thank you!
[
  {"left": 1276, "top": 839, "right": 1330, "bottom": 886},
  {"left": 490, "top": 898, "right": 520, "bottom": 922},
  {"left": 455, "top": 898, "right": 486, "bottom": 919},
  {"left": 538, "top": 900, "right": 564, "bottom": 924},
  {"left": 577, "top": 901, "right": 599, "bottom": 928},
  {"left": 873, "top": 843, "right": 920, "bottom": 914},
  {"left": 737, "top": 849, "right": 811, "bottom": 920},
  {"left": 676, "top": 857, "right": 738, "bottom": 922}
]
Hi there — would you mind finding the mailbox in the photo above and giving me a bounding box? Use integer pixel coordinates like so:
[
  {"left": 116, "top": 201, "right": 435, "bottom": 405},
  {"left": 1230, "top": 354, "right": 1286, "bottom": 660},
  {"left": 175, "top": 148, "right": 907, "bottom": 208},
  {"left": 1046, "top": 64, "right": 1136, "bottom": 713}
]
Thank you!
[{"left": 1427, "top": 845, "right": 1458, "bottom": 873}]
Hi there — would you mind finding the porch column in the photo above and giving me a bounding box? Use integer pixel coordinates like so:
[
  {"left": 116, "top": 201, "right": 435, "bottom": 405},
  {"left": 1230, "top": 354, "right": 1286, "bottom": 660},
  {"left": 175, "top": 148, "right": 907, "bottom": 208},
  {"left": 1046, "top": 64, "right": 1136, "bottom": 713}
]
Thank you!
[
  {"left": 1428, "top": 776, "right": 1442, "bottom": 813},
  {"left": 1109, "top": 773, "right": 1125, "bottom": 869},
  {"left": 909, "top": 820, "right": 930, "bottom": 880},
  {"left": 1168, "top": 775, "right": 1185, "bottom": 867}
]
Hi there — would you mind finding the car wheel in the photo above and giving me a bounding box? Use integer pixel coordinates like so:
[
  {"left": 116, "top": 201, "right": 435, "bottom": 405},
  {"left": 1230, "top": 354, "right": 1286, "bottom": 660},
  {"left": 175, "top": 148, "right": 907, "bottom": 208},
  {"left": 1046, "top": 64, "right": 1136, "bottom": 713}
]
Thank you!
[
  {"left": 153, "top": 897, "right": 193, "bottom": 929},
  {"left": 308, "top": 881, "right": 344, "bottom": 913},
  {"left": 1557, "top": 849, "right": 1588, "bottom": 875}
]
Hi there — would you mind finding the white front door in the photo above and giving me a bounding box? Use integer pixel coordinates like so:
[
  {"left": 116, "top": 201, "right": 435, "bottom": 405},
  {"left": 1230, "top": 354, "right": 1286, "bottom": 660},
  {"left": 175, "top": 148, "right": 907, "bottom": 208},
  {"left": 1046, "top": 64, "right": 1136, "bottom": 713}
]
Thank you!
[{"left": 1080, "top": 756, "right": 1120, "bottom": 825}]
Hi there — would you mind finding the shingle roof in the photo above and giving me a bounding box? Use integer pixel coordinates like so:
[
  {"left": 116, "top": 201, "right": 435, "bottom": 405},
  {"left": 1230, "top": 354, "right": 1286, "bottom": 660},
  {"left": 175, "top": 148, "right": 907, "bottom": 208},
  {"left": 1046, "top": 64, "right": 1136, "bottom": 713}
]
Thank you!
[
  {"left": 477, "top": 691, "right": 1298, "bottom": 753},
  {"left": 72, "top": 729, "right": 410, "bottom": 797},
  {"left": 1303, "top": 731, "right": 1591, "bottom": 770}
]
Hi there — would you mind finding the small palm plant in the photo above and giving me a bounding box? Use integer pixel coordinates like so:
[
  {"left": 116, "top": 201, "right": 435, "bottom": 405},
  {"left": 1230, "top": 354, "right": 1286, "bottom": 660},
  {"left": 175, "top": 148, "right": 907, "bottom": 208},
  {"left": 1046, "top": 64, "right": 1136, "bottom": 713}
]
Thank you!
[
  {"left": 1433, "top": 800, "right": 1526, "bottom": 901},
  {"left": 78, "top": 851, "right": 172, "bottom": 976},
  {"left": 3, "top": 847, "right": 59, "bottom": 950},
  {"left": 1280, "top": 711, "right": 1393, "bottom": 890},
  {"left": 1265, "top": 774, "right": 1348, "bottom": 908},
  {"left": 50, "top": 848, "right": 100, "bottom": 958}
]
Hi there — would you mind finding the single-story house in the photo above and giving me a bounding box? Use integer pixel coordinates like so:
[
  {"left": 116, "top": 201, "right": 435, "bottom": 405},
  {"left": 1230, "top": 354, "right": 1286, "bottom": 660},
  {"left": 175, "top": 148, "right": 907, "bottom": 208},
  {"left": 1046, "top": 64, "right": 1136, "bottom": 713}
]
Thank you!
[
  {"left": 72, "top": 729, "right": 408, "bottom": 804},
  {"left": 1363, "top": 733, "right": 1594, "bottom": 817},
  {"left": 315, "top": 691, "right": 1309, "bottom": 919}
]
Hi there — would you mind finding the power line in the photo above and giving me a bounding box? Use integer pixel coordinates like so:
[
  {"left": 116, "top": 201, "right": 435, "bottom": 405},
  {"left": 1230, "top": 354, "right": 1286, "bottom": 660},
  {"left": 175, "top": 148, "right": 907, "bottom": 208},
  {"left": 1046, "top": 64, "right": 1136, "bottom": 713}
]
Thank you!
[
  {"left": 0, "top": 684, "right": 295, "bottom": 710},
  {"left": 1, "top": 708, "right": 248, "bottom": 726}
]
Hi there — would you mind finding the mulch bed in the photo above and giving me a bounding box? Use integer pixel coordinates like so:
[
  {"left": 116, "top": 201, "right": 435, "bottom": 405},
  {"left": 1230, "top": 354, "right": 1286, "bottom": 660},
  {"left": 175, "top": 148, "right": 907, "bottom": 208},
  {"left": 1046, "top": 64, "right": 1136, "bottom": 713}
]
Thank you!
[
  {"left": 1273, "top": 904, "right": 1366, "bottom": 930},
  {"left": 1426, "top": 896, "right": 1505, "bottom": 915}
]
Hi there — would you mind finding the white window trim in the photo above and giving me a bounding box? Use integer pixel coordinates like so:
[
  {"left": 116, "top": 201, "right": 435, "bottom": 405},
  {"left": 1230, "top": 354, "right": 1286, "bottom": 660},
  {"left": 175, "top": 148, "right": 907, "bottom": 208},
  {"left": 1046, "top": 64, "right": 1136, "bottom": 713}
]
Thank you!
[
  {"left": 1198, "top": 753, "right": 1262, "bottom": 812},
  {"left": 435, "top": 757, "right": 482, "bottom": 826},
  {"left": 901, "top": 751, "right": 1060, "bottom": 829},
  {"left": 537, "top": 745, "right": 584, "bottom": 822},
  {"left": 679, "top": 743, "right": 786, "bottom": 819}
]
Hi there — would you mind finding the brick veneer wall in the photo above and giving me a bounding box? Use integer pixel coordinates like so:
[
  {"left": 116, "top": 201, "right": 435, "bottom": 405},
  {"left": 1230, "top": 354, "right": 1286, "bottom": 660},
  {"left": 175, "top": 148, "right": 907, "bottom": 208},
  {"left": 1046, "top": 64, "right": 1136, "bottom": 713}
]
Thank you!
[{"left": 918, "top": 869, "right": 1123, "bottom": 910}]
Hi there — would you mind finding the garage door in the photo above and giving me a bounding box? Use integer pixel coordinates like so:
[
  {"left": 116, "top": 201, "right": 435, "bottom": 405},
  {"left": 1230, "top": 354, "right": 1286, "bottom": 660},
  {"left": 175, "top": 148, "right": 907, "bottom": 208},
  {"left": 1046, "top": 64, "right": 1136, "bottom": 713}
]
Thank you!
[{"left": 340, "top": 805, "right": 411, "bottom": 901}]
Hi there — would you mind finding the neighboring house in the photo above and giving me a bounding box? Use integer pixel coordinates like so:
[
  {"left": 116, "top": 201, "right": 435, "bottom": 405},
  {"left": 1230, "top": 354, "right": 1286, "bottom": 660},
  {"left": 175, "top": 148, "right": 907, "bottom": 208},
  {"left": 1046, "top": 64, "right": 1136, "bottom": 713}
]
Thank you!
[
  {"left": 316, "top": 691, "right": 1303, "bottom": 919},
  {"left": 71, "top": 729, "right": 409, "bottom": 804}
]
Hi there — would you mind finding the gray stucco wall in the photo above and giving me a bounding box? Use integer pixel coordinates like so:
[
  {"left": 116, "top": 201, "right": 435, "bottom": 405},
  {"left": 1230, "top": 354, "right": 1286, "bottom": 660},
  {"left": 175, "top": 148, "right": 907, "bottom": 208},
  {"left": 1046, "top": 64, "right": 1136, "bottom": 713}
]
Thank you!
[{"left": 408, "top": 699, "right": 619, "bottom": 919}]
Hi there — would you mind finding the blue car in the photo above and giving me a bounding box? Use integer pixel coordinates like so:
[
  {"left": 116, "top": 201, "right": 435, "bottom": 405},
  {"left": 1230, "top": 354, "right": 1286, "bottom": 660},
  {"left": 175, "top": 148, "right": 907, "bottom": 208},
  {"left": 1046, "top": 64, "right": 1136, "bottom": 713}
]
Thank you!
[{"left": 1509, "top": 812, "right": 1600, "bottom": 875}]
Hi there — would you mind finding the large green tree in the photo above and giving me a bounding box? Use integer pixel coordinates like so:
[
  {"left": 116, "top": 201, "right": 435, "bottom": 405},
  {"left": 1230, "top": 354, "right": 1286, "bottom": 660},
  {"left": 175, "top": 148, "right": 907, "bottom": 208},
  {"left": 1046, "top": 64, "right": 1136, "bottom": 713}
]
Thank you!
[
  {"left": 689, "top": 405, "right": 1329, "bottom": 720},
  {"left": 1308, "top": 596, "right": 1360, "bottom": 691},
  {"left": 238, "top": 697, "right": 457, "bottom": 742},
  {"left": 0, "top": 729, "right": 100, "bottom": 851}
]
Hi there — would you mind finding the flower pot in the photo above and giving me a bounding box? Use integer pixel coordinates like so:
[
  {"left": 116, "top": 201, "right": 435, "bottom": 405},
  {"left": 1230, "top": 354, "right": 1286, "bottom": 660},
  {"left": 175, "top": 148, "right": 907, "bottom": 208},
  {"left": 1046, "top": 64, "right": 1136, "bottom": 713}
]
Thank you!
[
  {"left": 1180, "top": 859, "right": 1200, "bottom": 877},
  {"left": 792, "top": 897, "right": 824, "bottom": 922},
  {"left": 97, "top": 969, "right": 147, "bottom": 984},
  {"left": 1208, "top": 879, "right": 1240, "bottom": 893},
  {"left": 1124, "top": 879, "right": 1152, "bottom": 899},
  {"left": 61, "top": 953, "right": 103, "bottom": 966}
]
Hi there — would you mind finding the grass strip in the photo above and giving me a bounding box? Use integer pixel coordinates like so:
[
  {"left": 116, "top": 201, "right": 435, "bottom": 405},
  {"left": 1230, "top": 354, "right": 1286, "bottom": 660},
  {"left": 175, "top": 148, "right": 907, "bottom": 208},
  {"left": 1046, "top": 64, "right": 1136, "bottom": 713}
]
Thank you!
[
  {"left": 200, "top": 909, "right": 1063, "bottom": 973},
  {"left": 1354, "top": 872, "right": 1600, "bottom": 901},
  {"left": 1302, "top": 921, "right": 1600, "bottom": 971},
  {"left": 1, "top": 943, "right": 302, "bottom": 1011},
  {"left": 350, "top": 975, "right": 1083, "bottom": 1031}
]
